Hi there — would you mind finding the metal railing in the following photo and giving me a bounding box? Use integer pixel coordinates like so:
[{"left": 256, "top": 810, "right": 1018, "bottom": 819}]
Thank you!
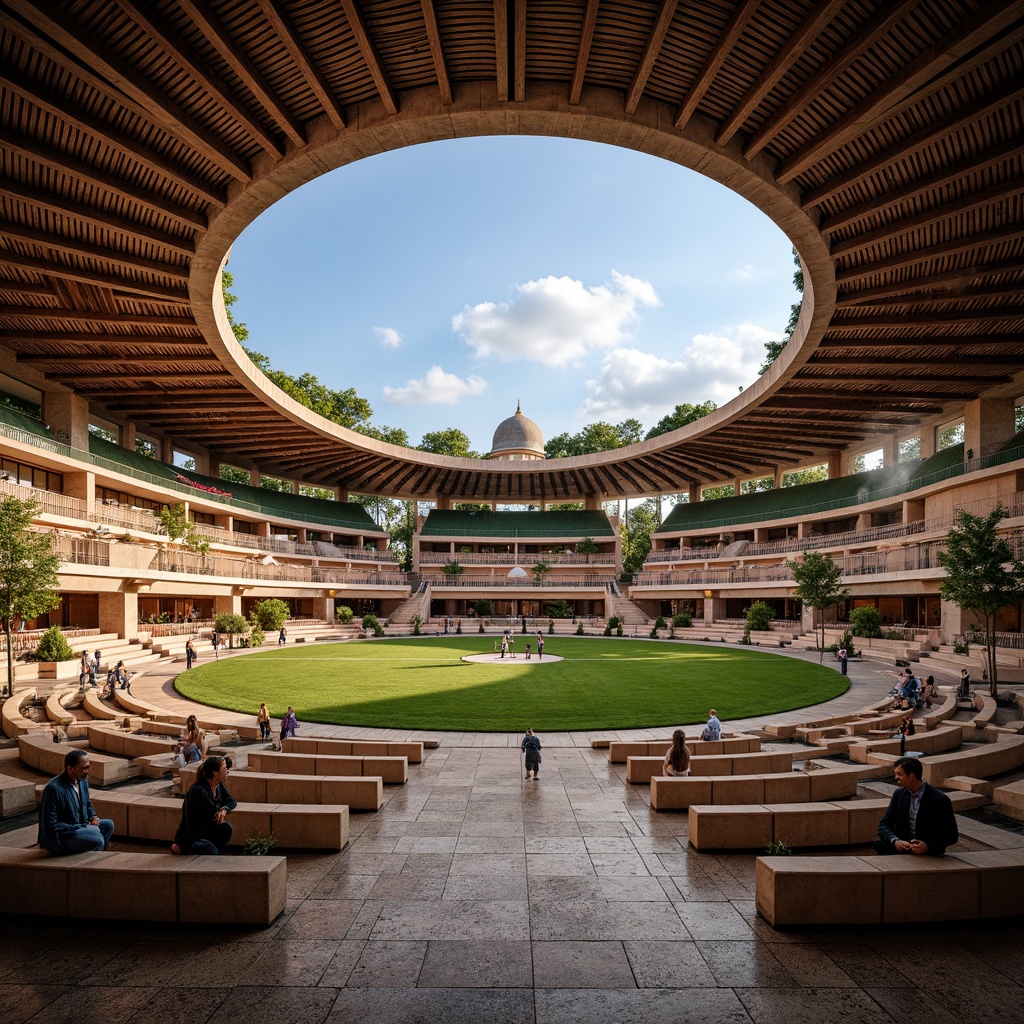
[
  {"left": 423, "top": 574, "right": 613, "bottom": 588},
  {"left": 418, "top": 550, "right": 615, "bottom": 565}
]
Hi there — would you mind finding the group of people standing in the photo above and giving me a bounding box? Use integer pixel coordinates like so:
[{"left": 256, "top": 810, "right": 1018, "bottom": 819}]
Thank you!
[{"left": 500, "top": 632, "right": 545, "bottom": 659}]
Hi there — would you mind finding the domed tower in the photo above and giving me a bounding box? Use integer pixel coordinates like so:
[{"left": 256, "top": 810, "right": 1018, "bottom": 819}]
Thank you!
[{"left": 489, "top": 402, "right": 545, "bottom": 461}]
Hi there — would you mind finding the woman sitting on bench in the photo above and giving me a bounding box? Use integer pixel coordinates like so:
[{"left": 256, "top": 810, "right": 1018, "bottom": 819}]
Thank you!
[{"left": 171, "top": 755, "right": 235, "bottom": 855}]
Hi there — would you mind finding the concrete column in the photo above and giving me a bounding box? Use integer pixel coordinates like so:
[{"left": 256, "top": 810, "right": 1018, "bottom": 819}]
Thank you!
[
  {"left": 121, "top": 421, "right": 136, "bottom": 451},
  {"left": 918, "top": 425, "right": 935, "bottom": 459},
  {"left": 703, "top": 596, "right": 723, "bottom": 624},
  {"left": 292, "top": 481, "right": 300, "bottom": 494},
  {"left": 295, "top": 528, "right": 307, "bottom": 543},
  {"left": 249, "top": 466, "right": 260, "bottom": 487},
  {"left": 208, "top": 457, "right": 220, "bottom": 480},
  {"left": 801, "top": 602, "right": 816, "bottom": 635},
  {"left": 881, "top": 436, "right": 897, "bottom": 468},
  {"left": 161, "top": 437, "right": 175, "bottom": 464},
  {"left": 733, "top": 477, "right": 744, "bottom": 496},
  {"left": 940, "top": 599, "right": 965, "bottom": 646},
  {"left": 98, "top": 590, "right": 139, "bottom": 639},
  {"left": 215, "top": 594, "right": 241, "bottom": 617},
  {"left": 63, "top": 470, "right": 95, "bottom": 506},
  {"left": 827, "top": 450, "right": 842, "bottom": 479},
  {"left": 688, "top": 483, "right": 700, "bottom": 503},
  {"left": 256, "top": 521, "right": 271, "bottom": 538},
  {"left": 963, "top": 397, "right": 1015, "bottom": 461},
  {"left": 584, "top": 494, "right": 600, "bottom": 510},
  {"left": 335, "top": 487, "right": 349, "bottom": 502},
  {"left": 435, "top": 494, "right": 451, "bottom": 510},
  {"left": 190, "top": 446, "right": 211, "bottom": 476},
  {"left": 43, "top": 392, "right": 89, "bottom": 450},
  {"left": 774, "top": 466, "right": 784, "bottom": 488}
]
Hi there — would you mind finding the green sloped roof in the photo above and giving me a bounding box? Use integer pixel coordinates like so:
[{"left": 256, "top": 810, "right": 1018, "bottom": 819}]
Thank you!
[
  {"left": 909, "top": 442, "right": 963, "bottom": 481},
  {"left": 655, "top": 462, "right": 920, "bottom": 533},
  {"left": 0, "top": 402, "right": 54, "bottom": 438},
  {"left": 421, "top": 509, "right": 615, "bottom": 538},
  {"left": 87, "top": 434, "right": 381, "bottom": 531}
]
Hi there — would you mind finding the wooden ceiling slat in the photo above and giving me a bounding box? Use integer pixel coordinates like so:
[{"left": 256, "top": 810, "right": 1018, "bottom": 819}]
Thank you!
[
  {"left": 569, "top": 0, "right": 600, "bottom": 106},
  {"left": 338, "top": 0, "right": 397, "bottom": 115},
  {"left": 12, "top": 0, "right": 251, "bottom": 181},
  {"left": 116, "top": 0, "right": 285, "bottom": 156},
  {"left": 0, "top": 252, "right": 189, "bottom": 303},
  {"left": 419, "top": 0, "right": 452, "bottom": 105},
  {"left": 493, "top": 0, "right": 508, "bottom": 103},
  {"left": 835, "top": 256, "right": 1024, "bottom": 306},
  {"left": 253, "top": 0, "right": 346, "bottom": 129},
  {"left": 625, "top": 0, "right": 679, "bottom": 115}
]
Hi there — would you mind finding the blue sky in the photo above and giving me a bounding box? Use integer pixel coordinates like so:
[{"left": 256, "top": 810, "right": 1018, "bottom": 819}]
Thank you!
[{"left": 227, "top": 136, "right": 798, "bottom": 455}]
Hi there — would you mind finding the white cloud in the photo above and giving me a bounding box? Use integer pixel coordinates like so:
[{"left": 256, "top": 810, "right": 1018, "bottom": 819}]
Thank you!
[
  {"left": 373, "top": 326, "right": 402, "bottom": 348},
  {"left": 578, "top": 322, "right": 780, "bottom": 421},
  {"left": 383, "top": 365, "right": 488, "bottom": 406},
  {"left": 452, "top": 271, "right": 660, "bottom": 368}
]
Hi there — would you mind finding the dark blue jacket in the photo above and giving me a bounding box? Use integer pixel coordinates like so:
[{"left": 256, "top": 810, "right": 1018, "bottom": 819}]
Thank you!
[
  {"left": 37, "top": 772, "right": 95, "bottom": 853},
  {"left": 877, "top": 781, "right": 958, "bottom": 856}
]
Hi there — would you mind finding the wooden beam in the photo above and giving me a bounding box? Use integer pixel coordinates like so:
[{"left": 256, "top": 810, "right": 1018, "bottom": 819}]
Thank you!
[
  {"left": 625, "top": 0, "right": 678, "bottom": 115},
  {"left": 569, "top": 0, "right": 600, "bottom": 105},
  {"left": 842, "top": 282, "right": 1024, "bottom": 309},
  {"left": 829, "top": 179, "right": 1024, "bottom": 259},
  {"left": 338, "top": 0, "right": 398, "bottom": 115},
  {"left": 796, "top": 371, "right": 1011, "bottom": 385},
  {"left": 674, "top": 2, "right": 758, "bottom": 130},
  {"left": 834, "top": 223, "right": 1023, "bottom": 285},
  {"left": 818, "top": 333, "right": 1022, "bottom": 349},
  {"left": 801, "top": 78, "right": 1023, "bottom": 208},
  {"left": 419, "top": 0, "right": 452, "bottom": 105},
  {"left": 835, "top": 257, "right": 1024, "bottom": 306},
  {"left": 0, "top": 178, "right": 196, "bottom": 259},
  {"left": 2, "top": 333, "right": 204, "bottom": 347},
  {"left": 0, "top": 281, "right": 55, "bottom": 299},
  {"left": 777, "top": 4, "right": 1024, "bottom": 184},
  {"left": 179, "top": 0, "right": 306, "bottom": 145},
  {"left": 742, "top": 1, "right": 923, "bottom": 160},
  {"left": 716, "top": 0, "right": 846, "bottom": 146},
  {"left": 0, "top": 222, "right": 188, "bottom": 280},
  {"left": 116, "top": 0, "right": 285, "bottom": 156},
  {"left": 513, "top": 0, "right": 526, "bottom": 102},
  {"left": 0, "top": 113, "right": 212, "bottom": 227},
  {"left": 0, "top": 252, "right": 190, "bottom": 304},
  {"left": 829, "top": 307, "right": 1024, "bottom": 330},
  {"left": 48, "top": 370, "right": 234, "bottom": 381},
  {"left": 493, "top": 0, "right": 509, "bottom": 102},
  {"left": 11, "top": 0, "right": 251, "bottom": 181},
  {"left": 0, "top": 307, "right": 193, "bottom": 327},
  {"left": 255, "top": 0, "right": 346, "bottom": 129},
  {"left": 17, "top": 352, "right": 215, "bottom": 364}
]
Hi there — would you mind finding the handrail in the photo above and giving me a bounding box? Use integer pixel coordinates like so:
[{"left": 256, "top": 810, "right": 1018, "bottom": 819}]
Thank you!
[{"left": 418, "top": 550, "right": 614, "bottom": 565}]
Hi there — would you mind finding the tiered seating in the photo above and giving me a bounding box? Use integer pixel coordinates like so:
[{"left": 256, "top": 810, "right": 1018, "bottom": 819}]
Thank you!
[
  {"left": 178, "top": 764, "right": 383, "bottom": 811},
  {"left": 249, "top": 750, "right": 408, "bottom": 784}
]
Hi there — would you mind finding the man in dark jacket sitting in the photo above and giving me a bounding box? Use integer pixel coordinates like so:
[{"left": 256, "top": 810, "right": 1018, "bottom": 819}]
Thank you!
[
  {"left": 37, "top": 749, "right": 114, "bottom": 854},
  {"left": 873, "top": 756, "right": 958, "bottom": 856}
]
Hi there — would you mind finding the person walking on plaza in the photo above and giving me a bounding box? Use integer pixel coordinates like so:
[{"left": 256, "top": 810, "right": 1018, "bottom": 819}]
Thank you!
[
  {"left": 873, "top": 756, "right": 958, "bottom": 856},
  {"left": 522, "top": 728, "right": 542, "bottom": 780},
  {"left": 278, "top": 625, "right": 287, "bottom": 645},
  {"left": 257, "top": 702, "right": 272, "bottom": 742},
  {"left": 838, "top": 648, "right": 848, "bottom": 675},
  {"left": 280, "top": 706, "right": 298, "bottom": 743},
  {"left": 185, "top": 638, "right": 196, "bottom": 670},
  {"left": 500, "top": 633, "right": 508, "bottom": 659},
  {"left": 37, "top": 750, "right": 114, "bottom": 855},
  {"left": 701, "top": 709, "right": 722, "bottom": 741},
  {"left": 212, "top": 631, "right": 221, "bottom": 659},
  {"left": 536, "top": 633, "right": 544, "bottom": 659}
]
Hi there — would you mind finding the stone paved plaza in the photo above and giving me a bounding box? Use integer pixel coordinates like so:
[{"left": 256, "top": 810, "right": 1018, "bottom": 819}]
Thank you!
[{"left": 3, "top": 647, "right": 1023, "bottom": 1024}]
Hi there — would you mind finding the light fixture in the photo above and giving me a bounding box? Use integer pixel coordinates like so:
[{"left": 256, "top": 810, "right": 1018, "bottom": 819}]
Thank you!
[{"left": 704, "top": 590, "right": 713, "bottom": 598}]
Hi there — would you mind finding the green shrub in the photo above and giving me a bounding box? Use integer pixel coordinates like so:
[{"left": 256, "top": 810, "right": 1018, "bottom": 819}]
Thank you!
[
  {"left": 616, "top": 625, "right": 623, "bottom": 637},
  {"left": 335, "top": 605, "right": 354, "bottom": 624},
  {"left": 361, "top": 613, "right": 384, "bottom": 636},
  {"left": 243, "top": 834, "right": 279, "bottom": 856},
  {"left": 249, "top": 598, "right": 290, "bottom": 631},
  {"left": 649, "top": 626, "right": 659, "bottom": 638},
  {"left": 472, "top": 599, "right": 492, "bottom": 617},
  {"left": 575, "top": 622, "right": 584, "bottom": 635},
  {"left": 765, "top": 838, "right": 793, "bottom": 856},
  {"left": 672, "top": 612, "right": 692, "bottom": 627},
  {"left": 412, "top": 614, "right": 422, "bottom": 636},
  {"left": 455, "top": 620, "right": 462, "bottom": 634},
  {"left": 32, "top": 626, "right": 77, "bottom": 662},
  {"left": 548, "top": 619, "right": 555, "bottom": 635},
  {"left": 546, "top": 600, "right": 573, "bottom": 619},
  {"left": 478, "top": 620, "right": 485, "bottom": 633},
  {"left": 849, "top": 606, "right": 883, "bottom": 638},
  {"left": 953, "top": 637, "right": 970, "bottom": 655},
  {"left": 214, "top": 613, "right": 248, "bottom": 648},
  {"left": 654, "top": 615, "right": 667, "bottom": 630},
  {"left": 607, "top": 616, "right": 621, "bottom": 629},
  {"left": 745, "top": 601, "right": 775, "bottom": 632},
  {"left": 603, "top": 624, "right": 612, "bottom": 636},
  {"left": 249, "top": 626, "right": 265, "bottom": 648}
]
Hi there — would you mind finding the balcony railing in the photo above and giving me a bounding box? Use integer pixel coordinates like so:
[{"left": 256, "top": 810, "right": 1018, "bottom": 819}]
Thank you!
[
  {"left": 423, "top": 574, "right": 613, "bottom": 588},
  {"left": 418, "top": 550, "right": 614, "bottom": 565}
]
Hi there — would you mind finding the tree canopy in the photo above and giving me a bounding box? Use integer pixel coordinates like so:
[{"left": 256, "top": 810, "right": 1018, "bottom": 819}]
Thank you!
[
  {"left": 938, "top": 505, "right": 1024, "bottom": 694},
  {"left": 545, "top": 420, "right": 642, "bottom": 459},
  {"left": 787, "top": 550, "right": 849, "bottom": 663},
  {"left": 419, "top": 428, "right": 479, "bottom": 459},
  {"left": 0, "top": 498, "right": 61, "bottom": 694},
  {"left": 645, "top": 401, "right": 717, "bottom": 440}
]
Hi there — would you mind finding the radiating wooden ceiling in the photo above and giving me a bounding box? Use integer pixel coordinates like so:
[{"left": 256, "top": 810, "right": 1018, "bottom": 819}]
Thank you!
[{"left": 1, "top": 0, "right": 1022, "bottom": 502}]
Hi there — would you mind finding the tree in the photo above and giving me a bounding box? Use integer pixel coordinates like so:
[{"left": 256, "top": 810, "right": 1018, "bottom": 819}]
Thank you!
[
  {"left": 544, "top": 419, "right": 641, "bottom": 458},
  {"left": 418, "top": 428, "right": 479, "bottom": 459},
  {"left": 222, "top": 270, "right": 248, "bottom": 343},
  {"left": 622, "top": 497, "right": 659, "bottom": 574},
  {"left": 787, "top": 550, "right": 849, "bottom": 663},
  {"left": 158, "top": 503, "right": 209, "bottom": 555},
  {"left": 531, "top": 560, "right": 551, "bottom": 584},
  {"left": 645, "top": 401, "right": 717, "bottom": 440},
  {"left": 849, "top": 606, "right": 883, "bottom": 638},
  {"left": 0, "top": 498, "right": 61, "bottom": 695},
  {"left": 746, "top": 601, "right": 775, "bottom": 632},
  {"left": 214, "top": 612, "right": 248, "bottom": 648},
  {"left": 575, "top": 537, "right": 600, "bottom": 562},
  {"left": 441, "top": 561, "right": 464, "bottom": 580},
  {"left": 760, "top": 247, "right": 803, "bottom": 375},
  {"left": 249, "top": 598, "right": 291, "bottom": 632},
  {"left": 938, "top": 505, "right": 1024, "bottom": 694},
  {"left": 781, "top": 465, "right": 829, "bottom": 487}
]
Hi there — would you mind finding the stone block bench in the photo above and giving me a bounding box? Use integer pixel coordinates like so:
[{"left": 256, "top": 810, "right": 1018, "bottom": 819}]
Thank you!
[
  {"left": 179, "top": 766, "right": 383, "bottom": 811},
  {"left": 18, "top": 734, "right": 139, "bottom": 786},
  {"left": 607, "top": 734, "right": 760, "bottom": 762},
  {"left": 763, "top": 697, "right": 895, "bottom": 740},
  {"left": 0, "top": 774, "right": 38, "bottom": 818},
  {"left": 0, "top": 846, "right": 286, "bottom": 924},
  {"left": 755, "top": 848, "right": 1024, "bottom": 926},
  {"left": 688, "top": 791, "right": 986, "bottom": 850},
  {"left": 91, "top": 792, "right": 349, "bottom": 851},
  {"left": 921, "top": 689, "right": 958, "bottom": 729},
  {"left": 248, "top": 750, "right": 408, "bottom": 784},
  {"left": 968, "top": 692, "right": 999, "bottom": 731},
  {"left": 1, "top": 688, "right": 41, "bottom": 739},
  {"left": 649, "top": 766, "right": 861, "bottom": 811},
  {"left": 626, "top": 750, "right": 794, "bottom": 784},
  {"left": 920, "top": 734, "right": 1024, "bottom": 788},
  {"left": 283, "top": 736, "right": 424, "bottom": 763},
  {"left": 848, "top": 723, "right": 963, "bottom": 763},
  {"left": 44, "top": 689, "right": 77, "bottom": 728}
]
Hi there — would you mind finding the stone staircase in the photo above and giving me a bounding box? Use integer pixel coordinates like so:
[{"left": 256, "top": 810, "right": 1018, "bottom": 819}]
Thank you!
[
  {"left": 387, "top": 583, "right": 431, "bottom": 629},
  {"left": 608, "top": 590, "right": 649, "bottom": 627}
]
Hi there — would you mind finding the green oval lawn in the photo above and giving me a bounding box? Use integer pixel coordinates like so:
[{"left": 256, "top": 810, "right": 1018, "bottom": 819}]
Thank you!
[{"left": 175, "top": 636, "right": 848, "bottom": 732}]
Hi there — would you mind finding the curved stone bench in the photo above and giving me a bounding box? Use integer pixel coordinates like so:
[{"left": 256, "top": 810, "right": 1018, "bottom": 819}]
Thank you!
[
  {"left": 650, "top": 766, "right": 861, "bottom": 811},
  {"left": 763, "top": 697, "right": 896, "bottom": 740},
  {"left": 756, "top": 848, "right": 1024, "bottom": 926},
  {"left": 0, "top": 773, "right": 38, "bottom": 818},
  {"left": 249, "top": 750, "right": 407, "bottom": 784},
  {"left": 283, "top": 736, "right": 424, "bottom": 764},
  {"left": 17, "top": 733, "right": 139, "bottom": 786},
  {"left": 1, "top": 688, "right": 41, "bottom": 739},
  {"left": 921, "top": 689, "right": 957, "bottom": 729},
  {"left": 626, "top": 750, "right": 794, "bottom": 784},
  {"left": 0, "top": 846, "right": 286, "bottom": 924},
  {"left": 848, "top": 723, "right": 963, "bottom": 763},
  {"left": 44, "top": 689, "right": 78, "bottom": 728},
  {"left": 608, "top": 734, "right": 760, "bottom": 762},
  {"left": 920, "top": 734, "right": 1024, "bottom": 788},
  {"left": 968, "top": 692, "right": 999, "bottom": 730},
  {"left": 689, "top": 791, "right": 987, "bottom": 850},
  {"left": 91, "top": 792, "right": 349, "bottom": 851},
  {"left": 179, "top": 765, "right": 383, "bottom": 811}
]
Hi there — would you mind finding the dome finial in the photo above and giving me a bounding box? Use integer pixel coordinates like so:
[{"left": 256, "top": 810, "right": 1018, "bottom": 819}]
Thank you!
[{"left": 516, "top": 399, "right": 521, "bottom": 414}]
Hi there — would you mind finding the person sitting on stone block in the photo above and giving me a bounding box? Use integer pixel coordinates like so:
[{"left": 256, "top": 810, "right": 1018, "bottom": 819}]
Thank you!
[
  {"left": 37, "top": 749, "right": 114, "bottom": 855},
  {"left": 873, "top": 756, "right": 958, "bottom": 856}
]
